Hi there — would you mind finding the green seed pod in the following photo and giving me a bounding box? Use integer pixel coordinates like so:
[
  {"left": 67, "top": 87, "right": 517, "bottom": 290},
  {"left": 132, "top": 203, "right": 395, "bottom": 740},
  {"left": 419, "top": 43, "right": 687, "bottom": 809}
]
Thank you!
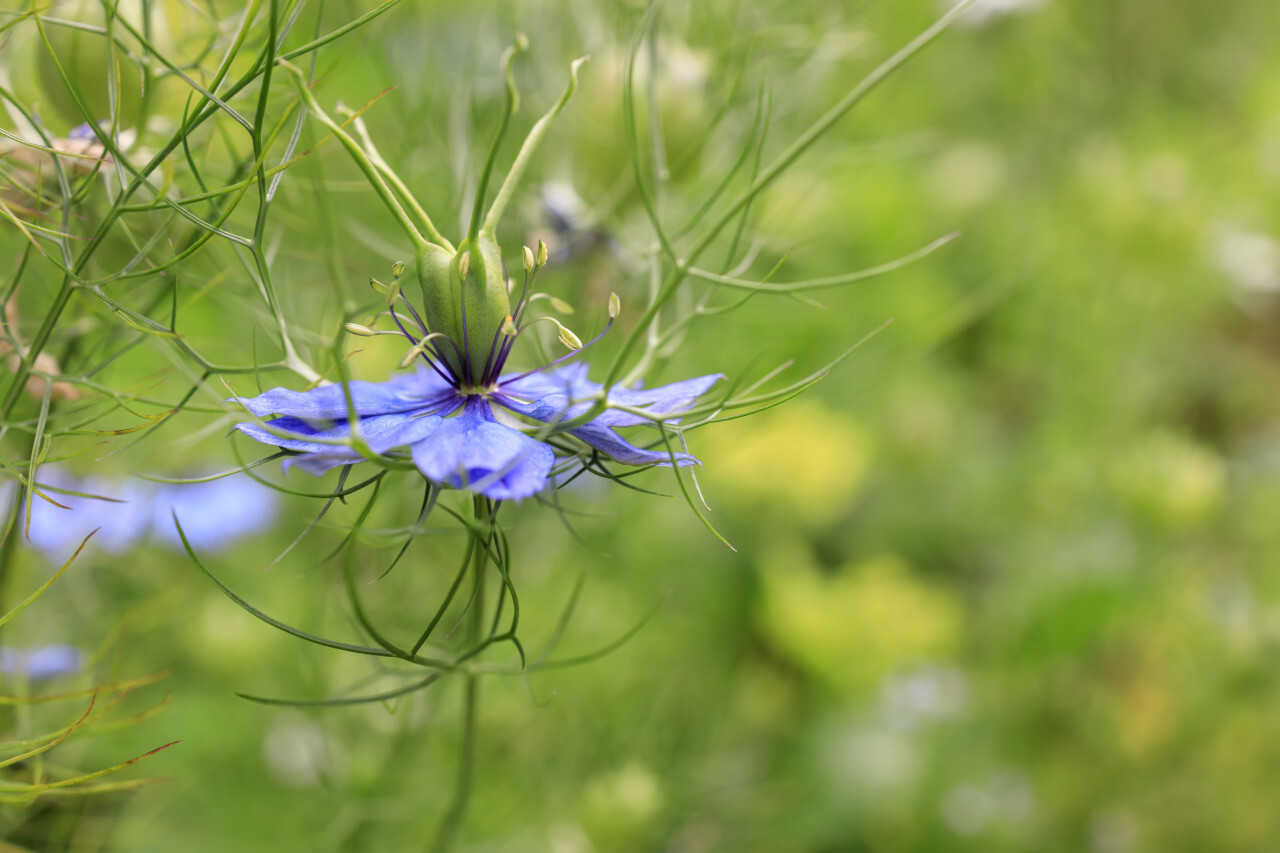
[{"left": 415, "top": 233, "right": 512, "bottom": 386}]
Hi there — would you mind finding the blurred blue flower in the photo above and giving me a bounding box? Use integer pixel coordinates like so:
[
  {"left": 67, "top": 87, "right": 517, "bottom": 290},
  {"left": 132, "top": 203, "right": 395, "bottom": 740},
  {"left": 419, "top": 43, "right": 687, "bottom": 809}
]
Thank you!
[
  {"left": 150, "top": 475, "right": 279, "bottom": 551},
  {"left": 0, "top": 644, "right": 82, "bottom": 680},
  {"left": 5, "top": 468, "right": 277, "bottom": 558},
  {"left": 233, "top": 362, "right": 720, "bottom": 502},
  {"left": 21, "top": 468, "right": 151, "bottom": 555}
]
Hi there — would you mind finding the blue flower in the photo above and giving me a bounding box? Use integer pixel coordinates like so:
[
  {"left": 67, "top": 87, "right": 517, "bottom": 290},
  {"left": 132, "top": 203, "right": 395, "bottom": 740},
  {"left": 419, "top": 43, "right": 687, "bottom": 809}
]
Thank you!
[
  {"left": 232, "top": 360, "right": 720, "bottom": 502},
  {"left": 4, "top": 467, "right": 277, "bottom": 558},
  {"left": 0, "top": 644, "right": 82, "bottom": 680},
  {"left": 150, "top": 475, "right": 279, "bottom": 551}
]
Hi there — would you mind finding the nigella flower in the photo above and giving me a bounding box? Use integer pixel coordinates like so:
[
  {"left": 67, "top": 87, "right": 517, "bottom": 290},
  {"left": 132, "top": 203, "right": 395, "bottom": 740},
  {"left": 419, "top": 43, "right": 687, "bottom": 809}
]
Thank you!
[
  {"left": 232, "top": 61, "right": 718, "bottom": 501},
  {"left": 0, "top": 644, "right": 82, "bottom": 680},
  {"left": 232, "top": 326, "right": 721, "bottom": 502},
  {"left": 4, "top": 467, "right": 277, "bottom": 558}
]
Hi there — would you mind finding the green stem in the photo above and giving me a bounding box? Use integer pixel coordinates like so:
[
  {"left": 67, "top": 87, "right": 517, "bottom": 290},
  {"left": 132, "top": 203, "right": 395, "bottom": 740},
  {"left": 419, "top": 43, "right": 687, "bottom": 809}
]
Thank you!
[
  {"left": 603, "top": 0, "right": 976, "bottom": 390},
  {"left": 428, "top": 675, "right": 478, "bottom": 853},
  {"left": 481, "top": 55, "right": 587, "bottom": 237},
  {"left": 468, "top": 39, "right": 525, "bottom": 249},
  {"left": 428, "top": 496, "right": 489, "bottom": 853},
  {"left": 283, "top": 61, "right": 428, "bottom": 251},
  {"left": 0, "top": 458, "right": 28, "bottom": 621}
]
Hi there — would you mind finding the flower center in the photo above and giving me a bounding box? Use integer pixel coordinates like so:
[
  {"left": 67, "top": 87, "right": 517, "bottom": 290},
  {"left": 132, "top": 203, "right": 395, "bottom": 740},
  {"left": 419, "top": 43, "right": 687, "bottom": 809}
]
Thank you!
[{"left": 456, "top": 383, "right": 498, "bottom": 399}]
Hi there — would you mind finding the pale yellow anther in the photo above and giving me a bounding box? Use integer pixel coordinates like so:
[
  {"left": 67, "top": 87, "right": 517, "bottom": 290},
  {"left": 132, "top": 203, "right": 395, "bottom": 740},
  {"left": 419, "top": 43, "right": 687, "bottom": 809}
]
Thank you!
[{"left": 552, "top": 318, "right": 582, "bottom": 350}]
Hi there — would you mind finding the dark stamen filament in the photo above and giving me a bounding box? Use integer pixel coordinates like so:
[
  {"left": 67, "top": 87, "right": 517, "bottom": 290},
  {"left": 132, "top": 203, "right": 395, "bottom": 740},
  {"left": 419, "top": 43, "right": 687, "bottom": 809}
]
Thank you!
[
  {"left": 488, "top": 268, "right": 540, "bottom": 384},
  {"left": 390, "top": 304, "right": 458, "bottom": 386},
  {"left": 499, "top": 316, "right": 614, "bottom": 388}
]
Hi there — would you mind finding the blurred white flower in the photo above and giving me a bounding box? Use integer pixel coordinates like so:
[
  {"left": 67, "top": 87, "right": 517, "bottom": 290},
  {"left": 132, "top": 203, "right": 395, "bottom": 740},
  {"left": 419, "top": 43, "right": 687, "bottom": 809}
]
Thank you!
[
  {"left": 1208, "top": 221, "right": 1280, "bottom": 315},
  {"left": 941, "top": 771, "right": 1036, "bottom": 835},
  {"left": 262, "top": 714, "right": 346, "bottom": 788},
  {"left": 948, "top": 0, "right": 1051, "bottom": 28},
  {"left": 880, "top": 665, "right": 970, "bottom": 730},
  {"left": 820, "top": 725, "right": 922, "bottom": 804},
  {"left": 1090, "top": 809, "right": 1138, "bottom": 853},
  {"left": 932, "top": 141, "right": 1007, "bottom": 209}
]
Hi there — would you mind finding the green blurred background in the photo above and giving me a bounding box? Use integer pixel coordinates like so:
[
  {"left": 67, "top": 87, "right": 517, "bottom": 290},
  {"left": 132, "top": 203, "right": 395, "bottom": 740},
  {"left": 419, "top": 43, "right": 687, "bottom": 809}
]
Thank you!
[{"left": 3, "top": 0, "right": 1280, "bottom": 850}]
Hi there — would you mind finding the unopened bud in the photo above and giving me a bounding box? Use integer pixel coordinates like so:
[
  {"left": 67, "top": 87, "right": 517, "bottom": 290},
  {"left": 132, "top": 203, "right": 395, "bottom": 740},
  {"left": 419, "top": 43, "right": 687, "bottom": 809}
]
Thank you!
[
  {"left": 391, "top": 260, "right": 406, "bottom": 279},
  {"left": 608, "top": 292, "right": 620, "bottom": 319},
  {"left": 536, "top": 240, "right": 548, "bottom": 268},
  {"left": 553, "top": 319, "right": 582, "bottom": 351},
  {"left": 457, "top": 250, "right": 471, "bottom": 280},
  {"left": 548, "top": 296, "right": 574, "bottom": 315},
  {"left": 344, "top": 322, "right": 377, "bottom": 337},
  {"left": 369, "top": 277, "right": 387, "bottom": 294},
  {"left": 522, "top": 245, "right": 535, "bottom": 271}
]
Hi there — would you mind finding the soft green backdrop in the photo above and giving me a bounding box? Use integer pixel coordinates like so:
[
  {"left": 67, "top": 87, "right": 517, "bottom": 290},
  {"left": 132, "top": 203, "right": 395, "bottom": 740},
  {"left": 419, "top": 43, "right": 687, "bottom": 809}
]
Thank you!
[{"left": 2, "top": 0, "right": 1279, "bottom": 850}]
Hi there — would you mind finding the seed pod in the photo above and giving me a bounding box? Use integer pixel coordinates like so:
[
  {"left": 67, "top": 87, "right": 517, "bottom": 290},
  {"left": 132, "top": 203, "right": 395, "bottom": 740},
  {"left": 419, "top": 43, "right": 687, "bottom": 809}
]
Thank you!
[{"left": 415, "top": 234, "right": 512, "bottom": 385}]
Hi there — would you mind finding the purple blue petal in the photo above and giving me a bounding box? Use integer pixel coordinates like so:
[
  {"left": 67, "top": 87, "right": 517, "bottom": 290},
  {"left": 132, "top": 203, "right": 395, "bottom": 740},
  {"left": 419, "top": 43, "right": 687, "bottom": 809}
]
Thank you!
[
  {"left": 231, "top": 362, "right": 717, "bottom": 496},
  {"left": 601, "top": 373, "right": 724, "bottom": 425},
  {"left": 410, "top": 398, "right": 554, "bottom": 500},
  {"left": 234, "top": 408, "right": 455, "bottom": 475},
  {"left": 560, "top": 421, "right": 699, "bottom": 467},
  {"left": 232, "top": 368, "right": 454, "bottom": 419},
  {"left": 500, "top": 395, "right": 697, "bottom": 467},
  {"left": 498, "top": 362, "right": 593, "bottom": 400}
]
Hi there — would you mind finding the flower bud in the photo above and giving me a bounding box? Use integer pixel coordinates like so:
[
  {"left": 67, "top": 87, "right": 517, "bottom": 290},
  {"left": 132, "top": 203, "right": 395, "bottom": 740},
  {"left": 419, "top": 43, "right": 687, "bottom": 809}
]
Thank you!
[
  {"left": 344, "top": 322, "right": 377, "bottom": 336},
  {"left": 391, "top": 260, "right": 406, "bottom": 279},
  {"left": 553, "top": 319, "right": 582, "bottom": 351},
  {"left": 536, "top": 240, "right": 548, "bottom": 268},
  {"left": 522, "top": 245, "right": 535, "bottom": 271},
  {"left": 608, "top": 292, "right": 621, "bottom": 319}
]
